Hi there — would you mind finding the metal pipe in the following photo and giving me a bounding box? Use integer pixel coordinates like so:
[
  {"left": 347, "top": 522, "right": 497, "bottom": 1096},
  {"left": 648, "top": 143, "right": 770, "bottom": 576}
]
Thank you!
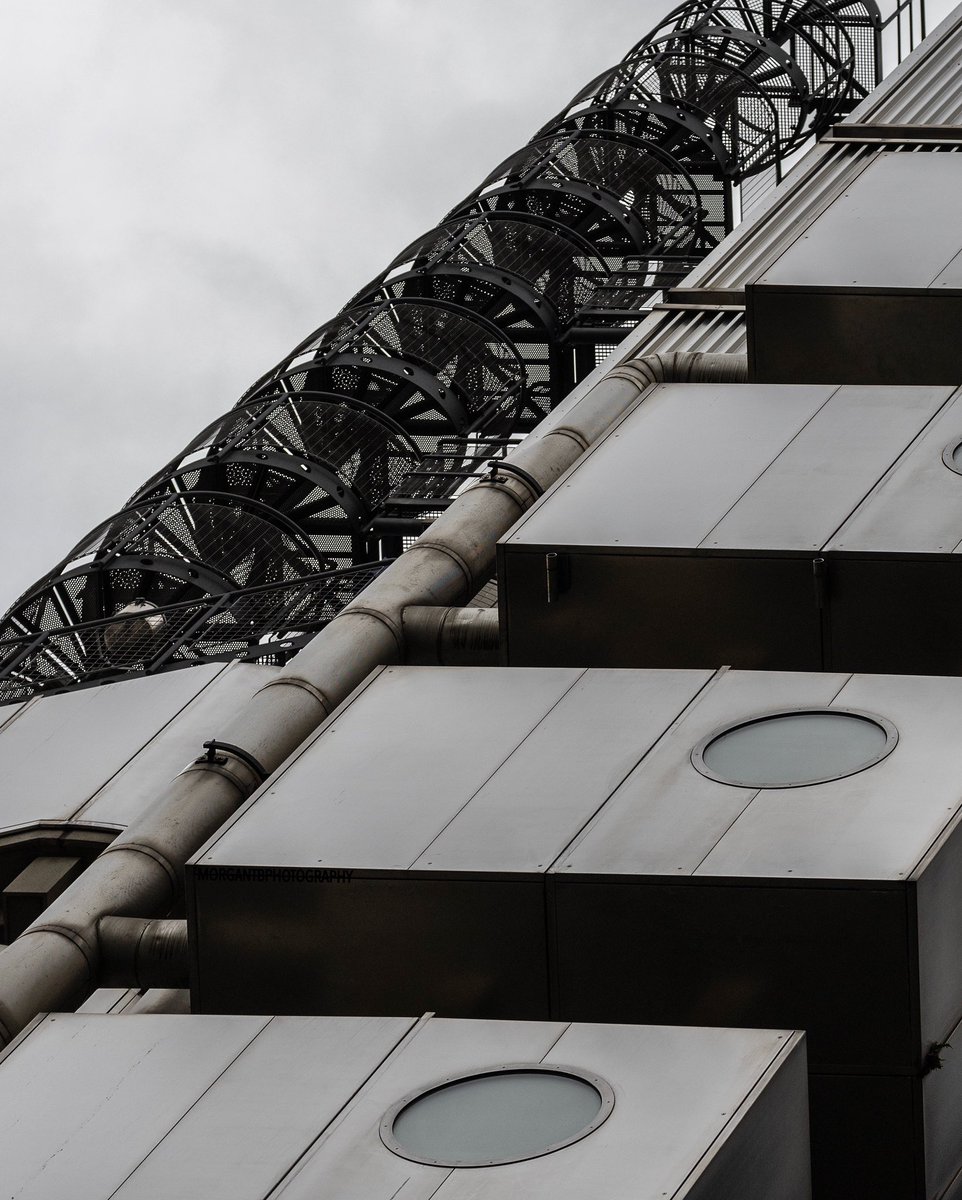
[
  {"left": 97, "top": 917, "right": 189, "bottom": 990},
  {"left": 403, "top": 606, "right": 501, "bottom": 666},
  {"left": 0, "top": 350, "right": 746, "bottom": 1044}
]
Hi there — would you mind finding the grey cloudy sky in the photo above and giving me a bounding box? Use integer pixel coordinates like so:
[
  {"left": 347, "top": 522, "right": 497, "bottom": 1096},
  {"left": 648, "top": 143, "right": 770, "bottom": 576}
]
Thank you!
[
  {"left": 0, "top": 0, "right": 948, "bottom": 611},
  {"left": 0, "top": 0, "right": 667, "bottom": 610}
]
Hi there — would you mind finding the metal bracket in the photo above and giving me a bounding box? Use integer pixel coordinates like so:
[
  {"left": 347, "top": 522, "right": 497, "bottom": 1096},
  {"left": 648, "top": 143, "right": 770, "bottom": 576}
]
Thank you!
[
  {"left": 486, "top": 460, "right": 544, "bottom": 498},
  {"left": 196, "top": 740, "right": 269, "bottom": 784}
]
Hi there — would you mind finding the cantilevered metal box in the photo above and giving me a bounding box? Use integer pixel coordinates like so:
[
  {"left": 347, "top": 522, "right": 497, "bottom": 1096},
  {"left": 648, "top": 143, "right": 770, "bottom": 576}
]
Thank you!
[
  {"left": 499, "top": 381, "right": 962, "bottom": 676},
  {"left": 747, "top": 152, "right": 962, "bottom": 384},
  {"left": 191, "top": 665, "right": 962, "bottom": 1199},
  {"left": 0, "top": 1012, "right": 809, "bottom": 1200}
]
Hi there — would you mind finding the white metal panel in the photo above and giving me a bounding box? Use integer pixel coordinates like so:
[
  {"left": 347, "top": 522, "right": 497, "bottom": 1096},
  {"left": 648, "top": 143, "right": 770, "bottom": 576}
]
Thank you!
[
  {"left": 76, "top": 661, "right": 278, "bottom": 826},
  {"left": 433, "top": 1024, "right": 806, "bottom": 1200},
  {"left": 113, "top": 1016, "right": 414, "bottom": 1200},
  {"left": 702, "top": 386, "right": 954, "bottom": 550},
  {"left": 757, "top": 154, "right": 962, "bottom": 289},
  {"left": 409, "top": 669, "right": 713, "bottom": 873},
  {"left": 0, "top": 663, "right": 226, "bottom": 831},
  {"left": 695, "top": 673, "right": 962, "bottom": 880},
  {"left": 0, "top": 1013, "right": 268, "bottom": 1200},
  {"left": 270, "top": 1018, "right": 567, "bottom": 1200},
  {"left": 201, "top": 667, "right": 583, "bottom": 871},
  {"left": 505, "top": 385, "right": 834, "bottom": 550},
  {"left": 828, "top": 386, "right": 962, "bottom": 552},
  {"left": 553, "top": 671, "right": 850, "bottom": 877}
]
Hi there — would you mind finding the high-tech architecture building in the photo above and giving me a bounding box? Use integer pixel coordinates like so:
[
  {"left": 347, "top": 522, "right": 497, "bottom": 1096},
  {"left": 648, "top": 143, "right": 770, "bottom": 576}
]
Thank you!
[{"left": 1, "top": 0, "right": 961, "bottom": 1195}]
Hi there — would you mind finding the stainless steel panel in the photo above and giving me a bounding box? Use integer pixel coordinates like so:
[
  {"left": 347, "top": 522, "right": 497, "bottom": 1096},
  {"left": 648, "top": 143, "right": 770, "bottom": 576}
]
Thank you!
[
  {"left": 431, "top": 1025, "right": 808, "bottom": 1200},
  {"left": 270, "top": 1017, "right": 566, "bottom": 1200},
  {"left": 702, "top": 386, "right": 953, "bottom": 551},
  {"left": 553, "top": 670, "right": 848, "bottom": 877},
  {"left": 502, "top": 550, "right": 822, "bottom": 671},
  {"left": 0, "top": 662, "right": 226, "bottom": 832},
  {"left": 696, "top": 673, "right": 962, "bottom": 880},
  {"left": 408, "top": 669, "right": 713, "bottom": 874},
  {"left": 112, "top": 1016, "right": 414, "bottom": 1200},
  {"left": 200, "top": 666, "right": 582, "bottom": 871},
  {"left": 504, "top": 384, "right": 833, "bottom": 551},
  {"left": 757, "top": 155, "right": 962, "bottom": 290},
  {"left": 0, "top": 1012, "right": 269, "bottom": 1199},
  {"left": 77, "top": 661, "right": 278, "bottom": 826},
  {"left": 829, "top": 387, "right": 962, "bottom": 553}
]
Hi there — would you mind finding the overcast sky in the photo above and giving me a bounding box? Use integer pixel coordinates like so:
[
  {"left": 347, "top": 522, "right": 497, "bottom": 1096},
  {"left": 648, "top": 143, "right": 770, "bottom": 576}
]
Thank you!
[{"left": 0, "top": 0, "right": 949, "bottom": 612}]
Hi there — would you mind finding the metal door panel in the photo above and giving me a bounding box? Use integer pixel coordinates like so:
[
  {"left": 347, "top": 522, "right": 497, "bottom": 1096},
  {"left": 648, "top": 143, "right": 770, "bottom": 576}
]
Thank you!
[
  {"left": 193, "top": 875, "right": 550, "bottom": 1020},
  {"left": 0, "top": 1012, "right": 268, "bottom": 1200},
  {"left": 698, "top": 673, "right": 962, "bottom": 880},
  {"left": 0, "top": 663, "right": 226, "bottom": 832},
  {"left": 113, "top": 1016, "right": 414, "bottom": 1200},
  {"left": 828, "top": 386, "right": 962, "bottom": 553},
  {"left": 202, "top": 666, "right": 581, "bottom": 871},
  {"left": 269, "top": 1018, "right": 566, "bottom": 1200},
  {"left": 550, "top": 878, "right": 914, "bottom": 1071},
  {"left": 78, "top": 662, "right": 278, "bottom": 826},
  {"left": 410, "top": 669, "right": 713, "bottom": 874},
  {"left": 757, "top": 154, "right": 962, "bottom": 289},
  {"left": 503, "top": 384, "right": 833, "bottom": 550},
  {"left": 434, "top": 1025, "right": 807, "bottom": 1200},
  {"left": 553, "top": 671, "right": 848, "bottom": 877},
  {"left": 503, "top": 551, "right": 822, "bottom": 671},
  {"left": 703, "top": 386, "right": 953, "bottom": 551}
]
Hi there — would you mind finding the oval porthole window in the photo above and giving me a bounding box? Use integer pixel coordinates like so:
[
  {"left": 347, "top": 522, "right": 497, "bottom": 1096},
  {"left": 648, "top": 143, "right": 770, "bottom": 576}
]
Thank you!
[
  {"left": 941, "top": 439, "right": 962, "bottom": 475},
  {"left": 691, "top": 708, "right": 898, "bottom": 788},
  {"left": 380, "top": 1064, "right": 614, "bottom": 1167}
]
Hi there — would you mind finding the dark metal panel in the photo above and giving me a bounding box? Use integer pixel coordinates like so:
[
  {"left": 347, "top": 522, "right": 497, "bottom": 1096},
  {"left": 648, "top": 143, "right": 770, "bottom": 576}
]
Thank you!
[
  {"left": 77, "top": 661, "right": 278, "bottom": 826},
  {"left": 807, "top": 1073, "right": 919, "bottom": 1200},
  {"left": 757, "top": 154, "right": 962, "bottom": 290},
  {"left": 503, "top": 384, "right": 834, "bottom": 551},
  {"left": 503, "top": 550, "right": 822, "bottom": 671},
  {"left": 828, "top": 387, "right": 962, "bottom": 553},
  {"left": 703, "top": 386, "right": 954, "bottom": 551},
  {"left": 0, "top": 1012, "right": 270, "bottom": 1199},
  {"left": 924, "top": 1016, "right": 962, "bottom": 1200},
  {"left": 549, "top": 878, "right": 914, "bottom": 1072},
  {"left": 0, "top": 662, "right": 227, "bottom": 832},
  {"left": 697, "top": 673, "right": 962, "bottom": 881},
  {"left": 749, "top": 288, "right": 962, "bottom": 386},
  {"left": 914, "top": 809, "right": 962, "bottom": 1053},
  {"left": 201, "top": 666, "right": 582, "bottom": 871},
  {"left": 408, "top": 668, "right": 713, "bottom": 874},
  {"left": 433, "top": 1025, "right": 808, "bottom": 1200},
  {"left": 193, "top": 875, "right": 550, "bottom": 1020},
  {"left": 268, "top": 1017, "right": 567, "bottom": 1200},
  {"left": 552, "top": 670, "right": 848, "bottom": 878},
  {"left": 112, "top": 1016, "right": 415, "bottom": 1200},
  {"left": 826, "top": 556, "right": 962, "bottom": 675}
]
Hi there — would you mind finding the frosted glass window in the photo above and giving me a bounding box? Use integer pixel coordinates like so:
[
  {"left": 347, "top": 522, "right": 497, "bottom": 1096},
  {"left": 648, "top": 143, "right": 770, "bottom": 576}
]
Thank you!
[
  {"left": 384, "top": 1068, "right": 610, "bottom": 1166},
  {"left": 696, "top": 710, "right": 895, "bottom": 787}
]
